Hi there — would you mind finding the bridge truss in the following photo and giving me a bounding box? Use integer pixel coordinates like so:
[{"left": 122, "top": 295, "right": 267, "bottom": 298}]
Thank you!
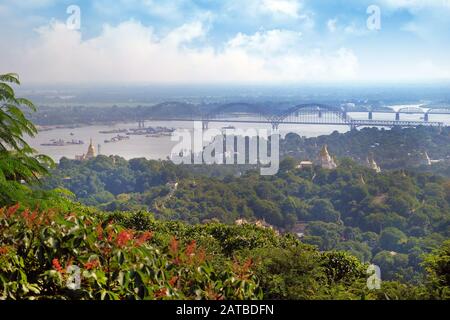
[{"left": 145, "top": 103, "right": 446, "bottom": 130}]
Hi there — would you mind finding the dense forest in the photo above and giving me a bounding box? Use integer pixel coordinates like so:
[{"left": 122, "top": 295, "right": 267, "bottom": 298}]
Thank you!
[
  {"left": 1, "top": 73, "right": 450, "bottom": 300},
  {"left": 3, "top": 203, "right": 450, "bottom": 300},
  {"left": 281, "top": 126, "right": 450, "bottom": 171},
  {"left": 42, "top": 155, "right": 450, "bottom": 284}
]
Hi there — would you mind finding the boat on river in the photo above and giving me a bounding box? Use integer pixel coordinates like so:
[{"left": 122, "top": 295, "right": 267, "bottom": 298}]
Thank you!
[
  {"left": 104, "top": 135, "right": 131, "bottom": 143},
  {"left": 41, "top": 139, "right": 84, "bottom": 146}
]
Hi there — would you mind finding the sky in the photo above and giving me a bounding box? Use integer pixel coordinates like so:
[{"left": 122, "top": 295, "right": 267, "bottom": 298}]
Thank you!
[{"left": 0, "top": 0, "right": 449, "bottom": 85}]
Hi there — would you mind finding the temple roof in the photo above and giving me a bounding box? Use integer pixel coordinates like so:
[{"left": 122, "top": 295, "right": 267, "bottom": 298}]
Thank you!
[
  {"left": 320, "top": 145, "right": 330, "bottom": 157},
  {"left": 86, "top": 139, "right": 96, "bottom": 157}
]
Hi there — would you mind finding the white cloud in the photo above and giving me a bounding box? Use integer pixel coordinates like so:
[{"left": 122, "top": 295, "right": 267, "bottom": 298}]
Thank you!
[
  {"left": 1, "top": 20, "right": 360, "bottom": 84},
  {"left": 228, "top": 29, "right": 302, "bottom": 55},
  {"left": 164, "top": 21, "right": 206, "bottom": 46},
  {"left": 326, "top": 18, "right": 367, "bottom": 37},
  {"left": 225, "top": 0, "right": 309, "bottom": 22},
  {"left": 260, "top": 0, "right": 302, "bottom": 18}
]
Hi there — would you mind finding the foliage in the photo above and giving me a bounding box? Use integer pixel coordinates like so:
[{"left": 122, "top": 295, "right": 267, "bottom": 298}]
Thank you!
[
  {"left": 422, "top": 240, "right": 450, "bottom": 299},
  {"left": 281, "top": 126, "right": 450, "bottom": 171},
  {"left": 44, "top": 155, "right": 450, "bottom": 283},
  {"left": 0, "top": 73, "right": 55, "bottom": 206},
  {"left": 1, "top": 204, "right": 449, "bottom": 300},
  {"left": 0, "top": 205, "right": 262, "bottom": 300}
]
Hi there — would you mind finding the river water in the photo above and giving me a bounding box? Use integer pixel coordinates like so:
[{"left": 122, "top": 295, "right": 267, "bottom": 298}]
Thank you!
[{"left": 27, "top": 112, "right": 450, "bottom": 162}]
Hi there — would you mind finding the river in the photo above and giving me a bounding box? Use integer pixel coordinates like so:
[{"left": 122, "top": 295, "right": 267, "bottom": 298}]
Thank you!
[{"left": 27, "top": 112, "right": 450, "bottom": 162}]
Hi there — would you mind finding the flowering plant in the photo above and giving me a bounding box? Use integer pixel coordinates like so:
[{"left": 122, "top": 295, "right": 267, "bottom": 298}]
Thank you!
[{"left": 0, "top": 204, "right": 261, "bottom": 300}]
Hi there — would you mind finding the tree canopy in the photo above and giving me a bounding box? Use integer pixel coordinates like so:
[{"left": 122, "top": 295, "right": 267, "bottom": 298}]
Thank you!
[{"left": 0, "top": 73, "right": 54, "bottom": 205}]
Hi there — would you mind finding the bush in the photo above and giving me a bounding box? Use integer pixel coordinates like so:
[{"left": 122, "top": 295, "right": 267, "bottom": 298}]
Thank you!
[{"left": 0, "top": 204, "right": 261, "bottom": 300}]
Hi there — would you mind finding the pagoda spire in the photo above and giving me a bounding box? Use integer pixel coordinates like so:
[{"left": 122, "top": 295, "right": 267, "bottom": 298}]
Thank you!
[
  {"left": 319, "top": 145, "right": 337, "bottom": 169},
  {"left": 86, "top": 138, "right": 96, "bottom": 159},
  {"left": 367, "top": 152, "right": 381, "bottom": 173}
]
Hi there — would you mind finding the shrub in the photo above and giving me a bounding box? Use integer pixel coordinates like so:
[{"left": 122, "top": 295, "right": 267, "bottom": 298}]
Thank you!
[{"left": 0, "top": 204, "right": 262, "bottom": 300}]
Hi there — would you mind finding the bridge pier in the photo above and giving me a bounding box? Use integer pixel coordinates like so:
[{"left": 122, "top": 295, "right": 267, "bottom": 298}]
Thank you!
[
  {"left": 202, "top": 120, "right": 209, "bottom": 130},
  {"left": 271, "top": 123, "right": 280, "bottom": 131},
  {"left": 424, "top": 113, "right": 429, "bottom": 122},
  {"left": 368, "top": 111, "right": 373, "bottom": 120},
  {"left": 138, "top": 120, "right": 145, "bottom": 128},
  {"left": 396, "top": 112, "right": 400, "bottom": 121}
]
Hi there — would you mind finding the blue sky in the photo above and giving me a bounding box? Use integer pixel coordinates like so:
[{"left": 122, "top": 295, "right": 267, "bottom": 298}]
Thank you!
[{"left": 0, "top": 0, "right": 449, "bottom": 84}]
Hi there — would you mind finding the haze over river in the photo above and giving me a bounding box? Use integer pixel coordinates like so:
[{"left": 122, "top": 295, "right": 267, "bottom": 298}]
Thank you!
[{"left": 27, "top": 112, "right": 450, "bottom": 162}]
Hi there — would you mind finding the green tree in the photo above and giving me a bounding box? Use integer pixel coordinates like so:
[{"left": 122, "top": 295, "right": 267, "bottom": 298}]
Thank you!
[
  {"left": 279, "top": 157, "right": 297, "bottom": 173},
  {"left": 305, "top": 221, "right": 343, "bottom": 251},
  {"left": 251, "top": 245, "right": 324, "bottom": 299},
  {"left": 0, "top": 73, "right": 53, "bottom": 205},
  {"left": 309, "top": 199, "right": 341, "bottom": 223},
  {"left": 422, "top": 240, "right": 450, "bottom": 299},
  {"left": 379, "top": 227, "right": 408, "bottom": 252},
  {"left": 335, "top": 241, "right": 372, "bottom": 262},
  {"left": 372, "top": 251, "right": 409, "bottom": 281},
  {"left": 321, "top": 251, "right": 366, "bottom": 284},
  {"left": 251, "top": 199, "right": 283, "bottom": 227}
]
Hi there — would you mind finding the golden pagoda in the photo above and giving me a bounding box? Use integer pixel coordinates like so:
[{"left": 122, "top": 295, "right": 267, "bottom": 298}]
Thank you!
[
  {"left": 319, "top": 145, "right": 337, "bottom": 169},
  {"left": 367, "top": 153, "right": 381, "bottom": 173},
  {"left": 86, "top": 139, "right": 96, "bottom": 159},
  {"left": 75, "top": 138, "right": 96, "bottom": 161}
]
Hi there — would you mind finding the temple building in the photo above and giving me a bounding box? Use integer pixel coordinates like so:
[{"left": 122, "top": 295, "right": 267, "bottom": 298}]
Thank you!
[
  {"left": 367, "top": 153, "right": 381, "bottom": 173},
  {"left": 75, "top": 139, "right": 96, "bottom": 161},
  {"left": 297, "top": 161, "right": 314, "bottom": 169},
  {"left": 319, "top": 145, "right": 337, "bottom": 169}
]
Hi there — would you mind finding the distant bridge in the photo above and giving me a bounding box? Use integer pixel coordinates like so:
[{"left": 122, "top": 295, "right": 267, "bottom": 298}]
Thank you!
[
  {"left": 138, "top": 103, "right": 447, "bottom": 130},
  {"left": 362, "top": 106, "right": 450, "bottom": 121}
]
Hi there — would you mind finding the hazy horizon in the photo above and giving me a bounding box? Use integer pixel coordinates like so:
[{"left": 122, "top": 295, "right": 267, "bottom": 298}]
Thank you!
[{"left": 14, "top": 82, "right": 450, "bottom": 108}]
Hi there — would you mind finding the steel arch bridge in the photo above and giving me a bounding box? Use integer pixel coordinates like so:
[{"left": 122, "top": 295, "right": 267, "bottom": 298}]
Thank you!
[
  {"left": 380, "top": 106, "right": 450, "bottom": 116},
  {"left": 204, "top": 102, "right": 272, "bottom": 121},
  {"left": 275, "top": 103, "right": 351, "bottom": 124},
  {"left": 392, "top": 106, "right": 450, "bottom": 121},
  {"left": 204, "top": 103, "right": 351, "bottom": 124},
  {"left": 398, "top": 106, "right": 426, "bottom": 114},
  {"left": 428, "top": 108, "right": 450, "bottom": 114},
  {"left": 201, "top": 103, "right": 444, "bottom": 129},
  {"left": 143, "top": 102, "right": 446, "bottom": 129}
]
